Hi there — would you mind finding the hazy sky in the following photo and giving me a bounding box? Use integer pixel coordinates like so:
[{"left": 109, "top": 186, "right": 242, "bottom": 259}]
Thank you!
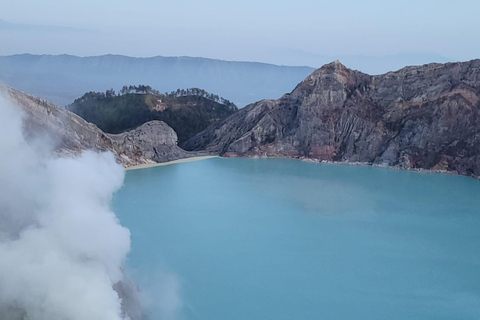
[{"left": 1, "top": 0, "right": 479, "bottom": 66}]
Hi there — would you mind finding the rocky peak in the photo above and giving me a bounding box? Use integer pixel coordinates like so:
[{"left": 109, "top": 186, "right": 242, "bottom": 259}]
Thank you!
[
  {"left": 185, "top": 59, "right": 480, "bottom": 178},
  {"left": 286, "top": 61, "right": 371, "bottom": 119},
  {"left": 321, "top": 60, "right": 347, "bottom": 71}
]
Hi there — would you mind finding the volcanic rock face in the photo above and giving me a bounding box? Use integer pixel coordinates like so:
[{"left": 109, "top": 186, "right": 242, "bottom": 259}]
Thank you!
[
  {"left": 0, "top": 83, "right": 198, "bottom": 166},
  {"left": 184, "top": 60, "right": 480, "bottom": 177},
  {"left": 109, "top": 121, "right": 194, "bottom": 163}
]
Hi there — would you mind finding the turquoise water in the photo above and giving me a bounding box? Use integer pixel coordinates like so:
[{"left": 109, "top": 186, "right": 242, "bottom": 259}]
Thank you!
[{"left": 113, "top": 158, "right": 480, "bottom": 320}]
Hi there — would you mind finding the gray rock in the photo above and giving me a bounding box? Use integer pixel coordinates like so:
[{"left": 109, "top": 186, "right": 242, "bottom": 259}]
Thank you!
[
  {"left": 113, "top": 274, "right": 145, "bottom": 320},
  {"left": 184, "top": 60, "right": 480, "bottom": 178},
  {"left": 109, "top": 121, "right": 195, "bottom": 164}
]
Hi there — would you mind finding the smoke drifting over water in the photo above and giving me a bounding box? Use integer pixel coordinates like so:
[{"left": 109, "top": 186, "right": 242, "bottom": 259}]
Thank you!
[{"left": 0, "top": 96, "right": 137, "bottom": 319}]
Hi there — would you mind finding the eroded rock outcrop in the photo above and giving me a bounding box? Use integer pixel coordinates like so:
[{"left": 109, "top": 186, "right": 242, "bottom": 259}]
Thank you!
[
  {"left": 109, "top": 120, "right": 195, "bottom": 164},
  {"left": 184, "top": 60, "right": 480, "bottom": 177},
  {"left": 0, "top": 83, "right": 201, "bottom": 167}
]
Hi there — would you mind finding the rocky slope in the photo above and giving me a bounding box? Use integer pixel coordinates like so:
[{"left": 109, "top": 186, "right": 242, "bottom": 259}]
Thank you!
[
  {"left": 184, "top": 60, "right": 480, "bottom": 178},
  {"left": 0, "top": 83, "right": 201, "bottom": 167}
]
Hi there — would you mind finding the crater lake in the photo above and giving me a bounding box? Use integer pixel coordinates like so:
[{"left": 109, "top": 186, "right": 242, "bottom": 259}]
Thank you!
[{"left": 113, "top": 158, "right": 480, "bottom": 320}]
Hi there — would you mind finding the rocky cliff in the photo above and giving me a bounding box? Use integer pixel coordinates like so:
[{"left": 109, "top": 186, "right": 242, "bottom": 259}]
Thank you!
[
  {"left": 184, "top": 60, "right": 480, "bottom": 178},
  {"left": 109, "top": 121, "right": 196, "bottom": 163},
  {"left": 0, "top": 83, "right": 200, "bottom": 167}
]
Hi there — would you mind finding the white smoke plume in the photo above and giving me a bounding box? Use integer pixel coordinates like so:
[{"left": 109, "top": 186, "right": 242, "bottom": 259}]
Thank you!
[{"left": 0, "top": 95, "right": 136, "bottom": 319}]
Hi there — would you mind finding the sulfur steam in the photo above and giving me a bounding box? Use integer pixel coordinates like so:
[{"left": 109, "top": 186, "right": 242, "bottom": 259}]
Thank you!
[{"left": 0, "top": 96, "right": 138, "bottom": 319}]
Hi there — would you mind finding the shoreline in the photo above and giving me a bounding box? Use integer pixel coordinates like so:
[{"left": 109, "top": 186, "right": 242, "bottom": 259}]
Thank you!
[
  {"left": 125, "top": 156, "right": 219, "bottom": 171},
  {"left": 125, "top": 154, "right": 477, "bottom": 180},
  {"left": 223, "top": 154, "right": 479, "bottom": 180}
]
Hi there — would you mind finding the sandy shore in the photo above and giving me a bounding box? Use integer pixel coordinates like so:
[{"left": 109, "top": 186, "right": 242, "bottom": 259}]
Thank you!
[{"left": 125, "top": 156, "right": 219, "bottom": 171}]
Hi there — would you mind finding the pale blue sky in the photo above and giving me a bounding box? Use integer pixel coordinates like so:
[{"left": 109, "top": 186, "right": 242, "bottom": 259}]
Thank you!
[{"left": 1, "top": 0, "right": 479, "bottom": 67}]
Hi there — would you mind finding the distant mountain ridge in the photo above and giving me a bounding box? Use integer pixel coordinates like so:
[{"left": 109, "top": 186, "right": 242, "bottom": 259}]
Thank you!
[
  {"left": 0, "top": 54, "right": 314, "bottom": 107},
  {"left": 184, "top": 59, "right": 480, "bottom": 178}
]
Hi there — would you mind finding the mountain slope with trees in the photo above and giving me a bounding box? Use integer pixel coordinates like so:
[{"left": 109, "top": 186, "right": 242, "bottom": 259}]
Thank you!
[{"left": 67, "top": 86, "right": 238, "bottom": 143}]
